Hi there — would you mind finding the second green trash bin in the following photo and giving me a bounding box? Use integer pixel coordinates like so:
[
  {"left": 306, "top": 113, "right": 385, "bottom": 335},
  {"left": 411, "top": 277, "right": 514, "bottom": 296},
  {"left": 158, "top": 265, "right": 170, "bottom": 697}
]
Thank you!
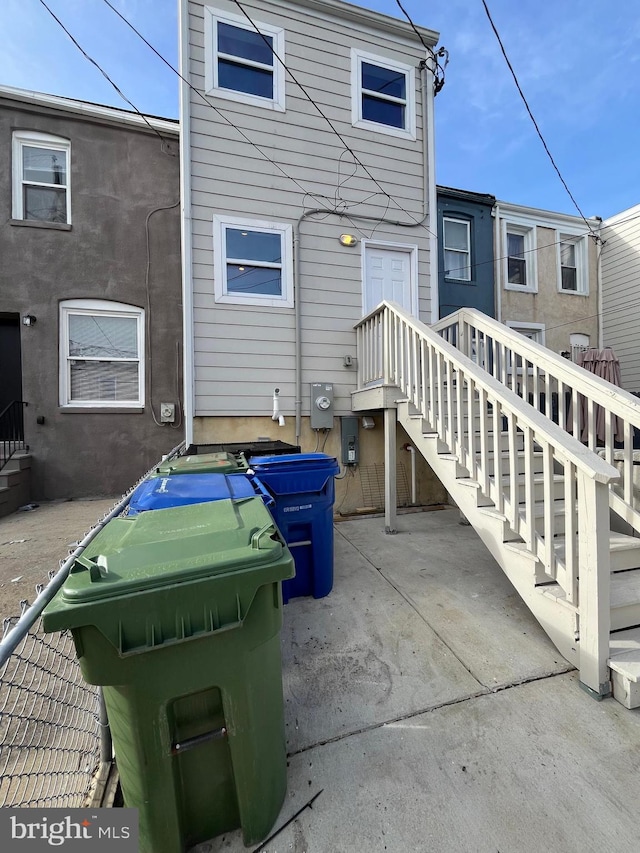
[{"left": 42, "top": 498, "right": 294, "bottom": 853}]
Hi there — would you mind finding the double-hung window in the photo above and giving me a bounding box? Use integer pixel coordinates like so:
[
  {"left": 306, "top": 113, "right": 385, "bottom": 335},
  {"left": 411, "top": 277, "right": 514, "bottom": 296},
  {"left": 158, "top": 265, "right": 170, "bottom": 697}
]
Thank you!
[
  {"left": 205, "top": 8, "right": 285, "bottom": 111},
  {"left": 558, "top": 234, "right": 588, "bottom": 294},
  {"left": 60, "top": 300, "right": 144, "bottom": 408},
  {"left": 504, "top": 223, "right": 536, "bottom": 292},
  {"left": 213, "top": 215, "right": 294, "bottom": 308},
  {"left": 13, "top": 131, "right": 70, "bottom": 224},
  {"left": 351, "top": 49, "right": 416, "bottom": 139},
  {"left": 443, "top": 218, "right": 471, "bottom": 280}
]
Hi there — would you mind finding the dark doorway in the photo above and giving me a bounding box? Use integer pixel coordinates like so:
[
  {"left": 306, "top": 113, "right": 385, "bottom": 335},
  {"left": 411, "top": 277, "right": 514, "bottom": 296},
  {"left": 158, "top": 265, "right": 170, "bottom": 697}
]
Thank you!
[
  {"left": 0, "top": 314, "right": 23, "bottom": 424},
  {"left": 0, "top": 315, "right": 23, "bottom": 410}
]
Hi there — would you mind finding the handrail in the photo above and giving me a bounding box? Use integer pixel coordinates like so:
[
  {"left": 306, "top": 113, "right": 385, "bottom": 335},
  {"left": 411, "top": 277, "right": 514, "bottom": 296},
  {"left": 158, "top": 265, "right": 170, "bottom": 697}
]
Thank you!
[
  {"left": 433, "top": 307, "right": 640, "bottom": 533},
  {"left": 355, "top": 300, "right": 618, "bottom": 696},
  {"left": 0, "top": 400, "right": 27, "bottom": 472}
]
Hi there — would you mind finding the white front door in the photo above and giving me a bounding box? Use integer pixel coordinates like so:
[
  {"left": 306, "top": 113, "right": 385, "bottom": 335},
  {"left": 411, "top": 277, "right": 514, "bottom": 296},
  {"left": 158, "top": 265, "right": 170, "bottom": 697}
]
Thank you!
[{"left": 363, "top": 243, "right": 417, "bottom": 316}]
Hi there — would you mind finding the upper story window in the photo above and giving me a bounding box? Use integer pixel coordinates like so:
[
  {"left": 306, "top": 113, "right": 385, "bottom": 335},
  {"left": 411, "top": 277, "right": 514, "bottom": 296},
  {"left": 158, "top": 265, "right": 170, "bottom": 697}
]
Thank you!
[
  {"left": 59, "top": 300, "right": 144, "bottom": 408},
  {"left": 443, "top": 218, "right": 471, "bottom": 281},
  {"left": 558, "top": 234, "right": 588, "bottom": 294},
  {"left": 213, "top": 215, "right": 294, "bottom": 308},
  {"left": 204, "top": 7, "right": 285, "bottom": 111},
  {"left": 351, "top": 49, "right": 416, "bottom": 140},
  {"left": 504, "top": 222, "right": 537, "bottom": 292},
  {"left": 12, "top": 131, "right": 70, "bottom": 224}
]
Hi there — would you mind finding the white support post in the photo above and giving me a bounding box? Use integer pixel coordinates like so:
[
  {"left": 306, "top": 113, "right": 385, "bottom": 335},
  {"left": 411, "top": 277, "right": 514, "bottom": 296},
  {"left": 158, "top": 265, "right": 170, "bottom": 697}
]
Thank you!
[
  {"left": 577, "top": 476, "right": 612, "bottom": 699},
  {"left": 384, "top": 406, "right": 397, "bottom": 534}
]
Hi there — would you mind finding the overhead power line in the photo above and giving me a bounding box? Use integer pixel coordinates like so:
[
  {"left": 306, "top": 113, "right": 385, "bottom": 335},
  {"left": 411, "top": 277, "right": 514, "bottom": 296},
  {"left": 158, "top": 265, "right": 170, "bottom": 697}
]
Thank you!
[
  {"left": 101, "top": 0, "right": 434, "bottom": 234},
  {"left": 394, "top": 0, "right": 448, "bottom": 94},
  {"left": 228, "top": 0, "right": 437, "bottom": 237},
  {"left": 480, "top": 0, "right": 597, "bottom": 237},
  {"left": 36, "top": 0, "right": 174, "bottom": 153}
]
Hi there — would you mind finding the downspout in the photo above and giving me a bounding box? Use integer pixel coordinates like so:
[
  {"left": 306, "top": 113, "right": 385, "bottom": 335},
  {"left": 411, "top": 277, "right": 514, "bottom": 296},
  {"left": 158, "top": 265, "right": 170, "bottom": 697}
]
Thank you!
[
  {"left": 179, "top": 0, "right": 195, "bottom": 448},
  {"left": 493, "top": 202, "right": 502, "bottom": 323},
  {"left": 597, "top": 228, "right": 604, "bottom": 349},
  {"left": 421, "top": 60, "right": 438, "bottom": 323}
]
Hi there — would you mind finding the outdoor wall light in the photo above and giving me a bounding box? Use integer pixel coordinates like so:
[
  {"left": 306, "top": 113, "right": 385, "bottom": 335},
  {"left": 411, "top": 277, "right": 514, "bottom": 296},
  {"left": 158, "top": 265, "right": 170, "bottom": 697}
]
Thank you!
[
  {"left": 362, "top": 416, "right": 375, "bottom": 429},
  {"left": 22, "top": 314, "right": 37, "bottom": 326},
  {"left": 339, "top": 233, "right": 358, "bottom": 247}
]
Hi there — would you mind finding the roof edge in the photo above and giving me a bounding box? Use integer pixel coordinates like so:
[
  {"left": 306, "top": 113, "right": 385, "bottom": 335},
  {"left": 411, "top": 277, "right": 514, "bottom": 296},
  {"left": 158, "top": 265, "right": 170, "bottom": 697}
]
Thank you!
[{"left": 0, "top": 84, "right": 179, "bottom": 135}]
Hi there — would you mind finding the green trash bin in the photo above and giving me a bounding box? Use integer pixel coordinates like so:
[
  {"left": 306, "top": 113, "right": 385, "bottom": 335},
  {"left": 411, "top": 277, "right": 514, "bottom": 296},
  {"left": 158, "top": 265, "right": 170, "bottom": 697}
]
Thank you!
[
  {"left": 151, "top": 451, "right": 248, "bottom": 477},
  {"left": 42, "top": 498, "right": 294, "bottom": 853}
]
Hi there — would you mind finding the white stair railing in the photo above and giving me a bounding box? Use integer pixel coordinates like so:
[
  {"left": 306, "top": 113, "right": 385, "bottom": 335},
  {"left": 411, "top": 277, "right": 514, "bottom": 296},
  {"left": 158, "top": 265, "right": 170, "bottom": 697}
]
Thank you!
[
  {"left": 433, "top": 308, "right": 640, "bottom": 534},
  {"left": 355, "top": 300, "right": 619, "bottom": 697}
]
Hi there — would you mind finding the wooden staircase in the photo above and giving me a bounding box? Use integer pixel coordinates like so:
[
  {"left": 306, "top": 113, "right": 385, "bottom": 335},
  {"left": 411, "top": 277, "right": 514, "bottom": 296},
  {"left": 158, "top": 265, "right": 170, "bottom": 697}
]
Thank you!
[{"left": 354, "top": 301, "right": 640, "bottom": 710}]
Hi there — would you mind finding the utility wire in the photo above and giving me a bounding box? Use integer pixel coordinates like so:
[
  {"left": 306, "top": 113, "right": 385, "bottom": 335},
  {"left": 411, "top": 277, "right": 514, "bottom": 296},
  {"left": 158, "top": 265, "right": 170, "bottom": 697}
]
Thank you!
[
  {"left": 394, "top": 0, "right": 448, "bottom": 94},
  {"left": 102, "top": 0, "right": 438, "bottom": 237},
  {"left": 229, "top": 0, "right": 438, "bottom": 238},
  {"left": 36, "top": 0, "right": 174, "bottom": 152},
  {"left": 480, "top": 0, "right": 596, "bottom": 236}
]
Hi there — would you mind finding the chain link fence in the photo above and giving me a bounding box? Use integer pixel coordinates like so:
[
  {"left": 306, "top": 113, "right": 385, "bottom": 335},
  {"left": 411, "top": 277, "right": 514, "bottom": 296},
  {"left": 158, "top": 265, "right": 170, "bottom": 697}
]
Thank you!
[{"left": 0, "top": 443, "right": 184, "bottom": 809}]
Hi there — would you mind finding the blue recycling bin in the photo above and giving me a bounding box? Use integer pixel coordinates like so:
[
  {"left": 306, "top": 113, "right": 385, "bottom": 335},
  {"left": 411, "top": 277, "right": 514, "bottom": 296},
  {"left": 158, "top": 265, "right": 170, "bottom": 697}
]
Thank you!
[
  {"left": 127, "top": 472, "right": 272, "bottom": 515},
  {"left": 248, "top": 453, "right": 339, "bottom": 603}
]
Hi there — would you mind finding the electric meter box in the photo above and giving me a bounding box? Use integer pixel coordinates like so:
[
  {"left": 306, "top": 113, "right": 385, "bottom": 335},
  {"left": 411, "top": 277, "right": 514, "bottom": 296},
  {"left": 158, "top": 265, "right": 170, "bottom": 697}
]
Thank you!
[{"left": 310, "top": 383, "right": 334, "bottom": 430}]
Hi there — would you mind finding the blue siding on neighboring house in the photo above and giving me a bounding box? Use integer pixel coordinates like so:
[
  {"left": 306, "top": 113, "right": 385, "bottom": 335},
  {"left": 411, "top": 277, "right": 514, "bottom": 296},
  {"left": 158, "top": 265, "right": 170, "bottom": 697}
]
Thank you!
[{"left": 437, "top": 186, "right": 495, "bottom": 318}]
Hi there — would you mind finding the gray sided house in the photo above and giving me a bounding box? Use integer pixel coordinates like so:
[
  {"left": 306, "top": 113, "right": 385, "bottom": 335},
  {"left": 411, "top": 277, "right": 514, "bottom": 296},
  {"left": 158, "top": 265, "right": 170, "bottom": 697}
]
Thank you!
[
  {"left": 437, "top": 185, "right": 496, "bottom": 319},
  {"left": 600, "top": 205, "right": 640, "bottom": 391},
  {"left": 0, "top": 86, "right": 183, "bottom": 506},
  {"left": 180, "top": 0, "right": 447, "bottom": 512}
]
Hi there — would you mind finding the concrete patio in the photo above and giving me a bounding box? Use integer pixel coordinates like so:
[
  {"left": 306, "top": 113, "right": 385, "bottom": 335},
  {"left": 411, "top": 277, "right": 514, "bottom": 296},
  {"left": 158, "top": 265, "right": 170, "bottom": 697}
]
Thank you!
[{"left": 194, "top": 506, "right": 640, "bottom": 853}]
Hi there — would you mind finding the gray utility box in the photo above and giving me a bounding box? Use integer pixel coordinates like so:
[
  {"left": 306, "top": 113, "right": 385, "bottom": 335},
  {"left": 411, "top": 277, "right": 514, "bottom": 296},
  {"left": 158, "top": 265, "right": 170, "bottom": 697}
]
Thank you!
[{"left": 310, "top": 383, "right": 334, "bottom": 430}]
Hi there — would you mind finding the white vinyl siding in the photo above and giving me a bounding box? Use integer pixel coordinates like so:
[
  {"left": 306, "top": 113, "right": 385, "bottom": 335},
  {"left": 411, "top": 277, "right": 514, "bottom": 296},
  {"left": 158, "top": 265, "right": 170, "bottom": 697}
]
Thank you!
[
  {"left": 185, "top": 0, "right": 433, "bottom": 417},
  {"left": 59, "top": 300, "right": 144, "bottom": 408},
  {"left": 601, "top": 210, "right": 640, "bottom": 389}
]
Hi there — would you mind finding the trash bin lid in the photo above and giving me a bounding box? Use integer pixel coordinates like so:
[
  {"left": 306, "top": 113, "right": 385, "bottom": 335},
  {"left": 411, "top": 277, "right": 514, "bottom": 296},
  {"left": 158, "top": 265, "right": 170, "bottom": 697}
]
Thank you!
[
  {"left": 153, "top": 452, "right": 246, "bottom": 476},
  {"left": 249, "top": 452, "right": 338, "bottom": 471},
  {"left": 128, "top": 472, "right": 256, "bottom": 514},
  {"left": 53, "top": 498, "right": 285, "bottom": 604}
]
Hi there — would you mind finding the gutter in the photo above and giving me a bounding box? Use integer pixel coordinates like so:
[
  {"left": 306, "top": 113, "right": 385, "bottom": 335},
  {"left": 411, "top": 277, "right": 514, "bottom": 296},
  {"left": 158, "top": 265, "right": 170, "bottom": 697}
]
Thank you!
[{"left": 179, "top": 0, "right": 195, "bottom": 448}]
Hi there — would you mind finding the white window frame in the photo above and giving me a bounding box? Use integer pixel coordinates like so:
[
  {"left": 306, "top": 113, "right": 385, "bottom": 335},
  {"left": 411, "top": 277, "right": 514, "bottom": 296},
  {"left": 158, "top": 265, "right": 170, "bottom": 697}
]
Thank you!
[
  {"left": 569, "top": 332, "right": 590, "bottom": 363},
  {"left": 204, "top": 7, "right": 285, "bottom": 112},
  {"left": 12, "top": 130, "right": 71, "bottom": 223},
  {"left": 557, "top": 233, "right": 588, "bottom": 295},
  {"left": 351, "top": 48, "right": 416, "bottom": 140},
  {"left": 443, "top": 217, "right": 471, "bottom": 281},
  {"left": 503, "top": 221, "right": 537, "bottom": 292},
  {"left": 213, "top": 215, "right": 294, "bottom": 308},
  {"left": 505, "top": 321, "right": 545, "bottom": 375},
  {"left": 59, "top": 299, "right": 144, "bottom": 408}
]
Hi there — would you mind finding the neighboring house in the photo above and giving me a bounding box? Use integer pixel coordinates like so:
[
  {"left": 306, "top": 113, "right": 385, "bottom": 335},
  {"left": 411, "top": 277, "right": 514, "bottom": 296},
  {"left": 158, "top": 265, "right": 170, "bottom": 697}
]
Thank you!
[
  {"left": 437, "top": 185, "right": 496, "bottom": 319},
  {"left": 600, "top": 205, "right": 640, "bottom": 392},
  {"left": 494, "top": 200, "right": 601, "bottom": 358},
  {"left": 0, "top": 85, "right": 183, "bottom": 503},
  {"left": 179, "top": 0, "right": 447, "bottom": 512}
]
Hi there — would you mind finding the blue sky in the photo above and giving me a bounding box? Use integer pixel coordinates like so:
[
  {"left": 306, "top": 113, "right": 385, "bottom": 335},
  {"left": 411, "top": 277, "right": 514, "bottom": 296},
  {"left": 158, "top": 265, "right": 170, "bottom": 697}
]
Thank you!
[{"left": 1, "top": 0, "right": 638, "bottom": 220}]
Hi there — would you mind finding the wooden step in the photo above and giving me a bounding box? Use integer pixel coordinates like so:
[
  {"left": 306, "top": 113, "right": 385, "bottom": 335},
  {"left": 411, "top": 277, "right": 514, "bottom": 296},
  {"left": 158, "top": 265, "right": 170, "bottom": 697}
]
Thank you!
[
  {"left": 609, "top": 627, "right": 640, "bottom": 709},
  {"left": 610, "top": 570, "right": 640, "bottom": 630},
  {"left": 502, "top": 472, "right": 565, "bottom": 503},
  {"left": 485, "top": 449, "right": 545, "bottom": 477}
]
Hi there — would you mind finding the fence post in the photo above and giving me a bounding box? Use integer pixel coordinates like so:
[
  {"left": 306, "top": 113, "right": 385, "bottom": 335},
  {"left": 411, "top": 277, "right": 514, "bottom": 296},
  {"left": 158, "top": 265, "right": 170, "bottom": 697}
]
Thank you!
[
  {"left": 384, "top": 406, "right": 397, "bottom": 534},
  {"left": 577, "top": 475, "right": 612, "bottom": 699}
]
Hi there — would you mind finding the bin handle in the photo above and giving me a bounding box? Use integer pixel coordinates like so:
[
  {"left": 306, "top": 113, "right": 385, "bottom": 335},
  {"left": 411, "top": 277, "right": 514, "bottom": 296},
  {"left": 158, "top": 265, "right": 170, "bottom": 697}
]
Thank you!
[
  {"left": 72, "top": 554, "right": 104, "bottom": 582},
  {"left": 250, "top": 522, "right": 280, "bottom": 550}
]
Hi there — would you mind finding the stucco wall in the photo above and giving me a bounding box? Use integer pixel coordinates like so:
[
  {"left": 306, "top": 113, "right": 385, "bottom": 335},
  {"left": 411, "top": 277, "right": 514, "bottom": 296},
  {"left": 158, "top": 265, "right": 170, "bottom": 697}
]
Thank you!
[
  {"left": 500, "top": 224, "right": 598, "bottom": 354},
  {"left": 0, "top": 98, "right": 183, "bottom": 499}
]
